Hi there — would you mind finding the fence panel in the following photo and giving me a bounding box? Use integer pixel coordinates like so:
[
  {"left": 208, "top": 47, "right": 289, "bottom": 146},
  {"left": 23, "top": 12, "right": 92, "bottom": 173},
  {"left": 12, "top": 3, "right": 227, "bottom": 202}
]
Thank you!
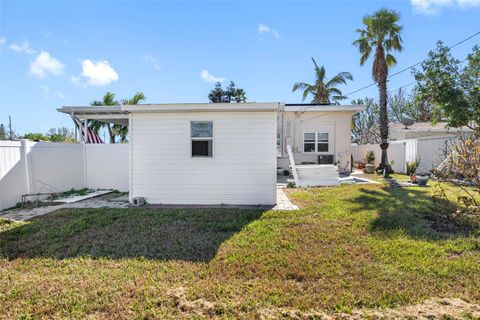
[
  {"left": 0, "top": 141, "right": 130, "bottom": 211},
  {"left": 86, "top": 144, "right": 129, "bottom": 191},
  {"left": 416, "top": 136, "right": 456, "bottom": 173}
]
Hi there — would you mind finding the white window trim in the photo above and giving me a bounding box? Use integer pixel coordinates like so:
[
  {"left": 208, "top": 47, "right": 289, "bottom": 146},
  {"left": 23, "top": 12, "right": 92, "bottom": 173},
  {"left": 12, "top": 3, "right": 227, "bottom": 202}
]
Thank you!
[
  {"left": 190, "top": 121, "right": 214, "bottom": 158},
  {"left": 303, "top": 131, "right": 331, "bottom": 154}
]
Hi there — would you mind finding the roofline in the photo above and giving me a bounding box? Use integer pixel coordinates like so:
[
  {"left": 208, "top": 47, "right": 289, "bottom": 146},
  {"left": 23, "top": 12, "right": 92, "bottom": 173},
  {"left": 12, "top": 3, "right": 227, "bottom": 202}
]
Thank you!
[
  {"left": 121, "top": 102, "right": 281, "bottom": 112},
  {"left": 283, "top": 104, "right": 366, "bottom": 112}
]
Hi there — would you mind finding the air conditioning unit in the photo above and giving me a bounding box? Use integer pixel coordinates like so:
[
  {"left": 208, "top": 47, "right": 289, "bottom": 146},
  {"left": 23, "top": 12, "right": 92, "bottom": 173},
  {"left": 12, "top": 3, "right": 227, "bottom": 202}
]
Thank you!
[
  {"left": 318, "top": 154, "right": 334, "bottom": 164},
  {"left": 132, "top": 197, "right": 145, "bottom": 207}
]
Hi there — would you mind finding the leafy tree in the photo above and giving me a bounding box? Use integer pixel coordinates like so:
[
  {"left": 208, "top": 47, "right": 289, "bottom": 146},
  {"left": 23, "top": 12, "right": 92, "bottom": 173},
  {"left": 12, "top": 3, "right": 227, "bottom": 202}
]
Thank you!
[
  {"left": 0, "top": 124, "right": 6, "bottom": 140},
  {"left": 351, "top": 98, "right": 381, "bottom": 144},
  {"left": 413, "top": 42, "right": 480, "bottom": 132},
  {"left": 353, "top": 8, "right": 403, "bottom": 173},
  {"left": 47, "top": 127, "right": 75, "bottom": 142},
  {"left": 90, "top": 92, "right": 146, "bottom": 143},
  {"left": 23, "top": 132, "right": 48, "bottom": 141},
  {"left": 292, "top": 58, "right": 353, "bottom": 104},
  {"left": 208, "top": 81, "right": 247, "bottom": 103},
  {"left": 208, "top": 82, "right": 225, "bottom": 103}
]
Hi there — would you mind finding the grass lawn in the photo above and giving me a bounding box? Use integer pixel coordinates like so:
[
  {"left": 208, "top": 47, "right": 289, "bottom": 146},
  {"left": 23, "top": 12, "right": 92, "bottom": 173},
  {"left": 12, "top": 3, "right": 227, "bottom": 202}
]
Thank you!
[{"left": 1, "top": 181, "right": 480, "bottom": 319}]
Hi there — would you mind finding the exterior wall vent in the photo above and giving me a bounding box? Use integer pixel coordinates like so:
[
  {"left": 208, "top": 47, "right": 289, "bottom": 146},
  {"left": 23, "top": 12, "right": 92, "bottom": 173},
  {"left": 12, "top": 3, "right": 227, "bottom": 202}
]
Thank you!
[{"left": 132, "top": 197, "right": 145, "bottom": 207}]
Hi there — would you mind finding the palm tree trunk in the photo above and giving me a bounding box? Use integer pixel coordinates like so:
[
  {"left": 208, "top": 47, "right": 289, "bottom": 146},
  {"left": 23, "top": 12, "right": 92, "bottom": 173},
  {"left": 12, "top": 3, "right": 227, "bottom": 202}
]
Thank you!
[
  {"left": 378, "top": 71, "right": 389, "bottom": 174},
  {"left": 107, "top": 124, "right": 115, "bottom": 144}
]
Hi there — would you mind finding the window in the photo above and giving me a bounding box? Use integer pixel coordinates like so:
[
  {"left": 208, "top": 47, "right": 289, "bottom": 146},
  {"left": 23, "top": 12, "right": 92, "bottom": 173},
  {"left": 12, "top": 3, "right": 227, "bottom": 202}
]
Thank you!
[
  {"left": 303, "top": 132, "right": 329, "bottom": 153},
  {"left": 191, "top": 121, "right": 213, "bottom": 157}
]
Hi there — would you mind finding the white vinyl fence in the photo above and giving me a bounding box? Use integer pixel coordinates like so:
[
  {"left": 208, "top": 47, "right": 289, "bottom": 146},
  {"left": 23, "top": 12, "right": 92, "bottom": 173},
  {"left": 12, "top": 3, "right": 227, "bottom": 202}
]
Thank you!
[
  {"left": 0, "top": 141, "right": 129, "bottom": 211},
  {"left": 352, "top": 136, "right": 456, "bottom": 174}
]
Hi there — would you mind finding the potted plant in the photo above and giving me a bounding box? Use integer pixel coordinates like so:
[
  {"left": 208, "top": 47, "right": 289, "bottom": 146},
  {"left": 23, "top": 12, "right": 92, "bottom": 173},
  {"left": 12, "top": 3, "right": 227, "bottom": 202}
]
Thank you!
[
  {"left": 416, "top": 172, "right": 430, "bottom": 186},
  {"left": 406, "top": 158, "right": 420, "bottom": 183},
  {"left": 364, "top": 150, "right": 376, "bottom": 174}
]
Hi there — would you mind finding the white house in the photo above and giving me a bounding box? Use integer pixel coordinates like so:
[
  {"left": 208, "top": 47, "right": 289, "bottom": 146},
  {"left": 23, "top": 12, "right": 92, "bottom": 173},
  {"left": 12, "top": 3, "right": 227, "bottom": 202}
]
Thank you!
[
  {"left": 277, "top": 104, "right": 366, "bottom": 173},
  {"left": 57, "top": 102, "right": 363, "bottom": 206}
]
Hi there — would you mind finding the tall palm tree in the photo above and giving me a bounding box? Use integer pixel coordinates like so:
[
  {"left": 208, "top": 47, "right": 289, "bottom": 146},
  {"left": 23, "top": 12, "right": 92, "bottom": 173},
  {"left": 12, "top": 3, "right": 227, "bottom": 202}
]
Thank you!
[
  {"left": 90, "top": 92, "right": 146, "bottom": 143},
  {"left": 353, "top": 8, "right": 403, "bottom": 173},
  {"left": 292, "top": 58, "right": 353, "bottom": 104},
  {"left": 232, "top": 88, "right": 247, "bottom": 103}
]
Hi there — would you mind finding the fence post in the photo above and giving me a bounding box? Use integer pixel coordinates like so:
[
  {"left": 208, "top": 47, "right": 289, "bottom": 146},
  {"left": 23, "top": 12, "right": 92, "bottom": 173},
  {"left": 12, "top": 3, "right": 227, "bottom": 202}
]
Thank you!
[{"left": 21, "top": 139, "right": 32, "bottom": 194}]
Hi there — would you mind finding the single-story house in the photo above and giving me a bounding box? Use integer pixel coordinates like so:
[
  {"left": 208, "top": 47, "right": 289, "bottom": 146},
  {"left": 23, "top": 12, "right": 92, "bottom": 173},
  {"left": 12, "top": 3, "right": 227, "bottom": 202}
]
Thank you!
[
  {"left": 389, "top": 122, "right": 473, "bottom": 140},
  {"left": 277, "top": 104, "right": 366, "bottom": 173},
  {"left": 58, "top": 102, "right": 364, "bottom": 205}
]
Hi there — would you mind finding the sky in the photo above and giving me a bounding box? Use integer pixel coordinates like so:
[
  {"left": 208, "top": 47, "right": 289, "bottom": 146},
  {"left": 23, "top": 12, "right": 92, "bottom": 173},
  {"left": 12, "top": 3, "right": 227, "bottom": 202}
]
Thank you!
[{"left": 0, "top": 0, "right": 479, "bottom": 137}]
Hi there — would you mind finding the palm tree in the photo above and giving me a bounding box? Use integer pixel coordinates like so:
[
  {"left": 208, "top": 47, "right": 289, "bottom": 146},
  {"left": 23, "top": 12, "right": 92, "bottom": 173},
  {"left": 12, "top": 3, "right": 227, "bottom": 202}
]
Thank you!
[
  {"left": 90, "top": 92, "right": 146, "bottom": 143},
  {"left": 90, "top": 92, "right": 118, "bottom": 143},
  {"left": 353, "top": 8, "right": 403, "bottom": 173},
  {"left": 114, "top": 92, "right": 146, "bottom": 142},
  {"left": 232, "top": 88, "right": 247, "bottom": 103},
  {"left": 292, "top": 58, "right": 353, "bottom": 104}
]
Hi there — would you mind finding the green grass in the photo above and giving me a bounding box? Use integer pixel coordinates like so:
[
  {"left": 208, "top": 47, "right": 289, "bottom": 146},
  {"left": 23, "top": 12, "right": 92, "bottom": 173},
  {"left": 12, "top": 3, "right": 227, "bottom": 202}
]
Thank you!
[{"left": 1, "top": 182, "right": 479, "bottom": 319}]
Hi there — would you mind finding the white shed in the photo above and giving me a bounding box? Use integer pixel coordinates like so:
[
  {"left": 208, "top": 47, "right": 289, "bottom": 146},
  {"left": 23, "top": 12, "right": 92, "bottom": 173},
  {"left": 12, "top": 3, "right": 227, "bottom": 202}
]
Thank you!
[{"left": 124, "top": 103, "right": 279, "bottom": 206}]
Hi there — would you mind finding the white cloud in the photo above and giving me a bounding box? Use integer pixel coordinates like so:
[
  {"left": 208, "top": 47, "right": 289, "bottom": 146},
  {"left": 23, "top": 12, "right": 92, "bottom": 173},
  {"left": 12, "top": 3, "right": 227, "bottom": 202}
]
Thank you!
[
  {"left": 200, "top": 70, "right": 225, "bottom": 83},
  {"left": 0, "top": 37, "right": 6, "bottom": 46},
  {"left": 80, "top": 59, "right": 119, "bottom": 86},
  {"left": 29, "top": 51, "right": 64, "bottom": 78},
  {"left": 9, "top": 41, "right": 36, "bottom": 55},
  {"left": 144, "top": 54, "right": 161, "bottom": 71},
  {"left": 412, "top": 0, "right": 480, "bottom": 14},
  {"left": 257, "top": 23, "right": 280, "bottom": 39}
]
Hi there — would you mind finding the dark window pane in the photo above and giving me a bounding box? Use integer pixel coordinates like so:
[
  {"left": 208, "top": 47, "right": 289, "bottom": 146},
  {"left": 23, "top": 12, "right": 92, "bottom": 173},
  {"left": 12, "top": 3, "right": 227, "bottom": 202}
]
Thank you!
[
  {"left": 317, "top": 143, "right": 329, "bottom": 152},
  {"left": 304, "top": 143, "right": 315, "bottom": 152},
  {"left": 191, "top": 121, "right": 213, "bottom": 138},
  {"left": 192, "top": 140, "right": 212, "bottom": 157}
]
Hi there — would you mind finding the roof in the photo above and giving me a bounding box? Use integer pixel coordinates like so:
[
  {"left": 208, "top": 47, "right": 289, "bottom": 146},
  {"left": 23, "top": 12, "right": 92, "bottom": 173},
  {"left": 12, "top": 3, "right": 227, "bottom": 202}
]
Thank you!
[
  {"left": 122, "top": 102, "right": 280, "bottom": 112},
  {"left": 389, "top": 122, "right": 473, "bottom": 132},
  {"left": 57, "top": 106, "right": 129, "bottom": 125},
  {"left": 283, "top": 104, "right": 365, "bottom": 113}
]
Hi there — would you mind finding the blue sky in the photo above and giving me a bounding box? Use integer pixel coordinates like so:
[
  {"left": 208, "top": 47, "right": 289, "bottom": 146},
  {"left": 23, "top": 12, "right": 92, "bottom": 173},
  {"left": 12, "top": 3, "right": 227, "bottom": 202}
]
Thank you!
[{"left": 0, "top": 0, "right": 479, "bottom": 136}]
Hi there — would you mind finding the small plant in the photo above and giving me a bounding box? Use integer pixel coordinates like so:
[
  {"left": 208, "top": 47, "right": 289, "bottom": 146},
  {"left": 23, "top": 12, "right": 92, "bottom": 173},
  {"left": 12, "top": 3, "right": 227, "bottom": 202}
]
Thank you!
[
  {"left": 406, "top": 158, "right": 420, "bottom": 176},
  {"left": 365, "top": 150, "right": 375, "bottom": 165},
  {"left": 287, "top": 182, "right": 296, "bottom": 188}
]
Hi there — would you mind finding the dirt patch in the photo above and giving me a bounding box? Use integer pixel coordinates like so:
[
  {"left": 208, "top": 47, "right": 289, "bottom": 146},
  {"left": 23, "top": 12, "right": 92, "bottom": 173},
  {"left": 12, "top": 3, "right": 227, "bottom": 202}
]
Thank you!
[
  {"left": 170, "top": 287, "right": 217, "bottom": 317},
  {"left": 258, "top": 298, "right": 480, "bottom": 319}
]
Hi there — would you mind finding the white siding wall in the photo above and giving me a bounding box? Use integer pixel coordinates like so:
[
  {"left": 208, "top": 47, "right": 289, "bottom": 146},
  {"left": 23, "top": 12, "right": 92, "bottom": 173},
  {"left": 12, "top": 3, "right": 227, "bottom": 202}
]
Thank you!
[
  {"left": 85, "top": 144, "right": 129, "bottom": 191},
  {"left": 129, "top": 112, "right": 277, "bottom": 205},
  {"left": 278, "top": 111, "right": 354, "bottom": 172}
]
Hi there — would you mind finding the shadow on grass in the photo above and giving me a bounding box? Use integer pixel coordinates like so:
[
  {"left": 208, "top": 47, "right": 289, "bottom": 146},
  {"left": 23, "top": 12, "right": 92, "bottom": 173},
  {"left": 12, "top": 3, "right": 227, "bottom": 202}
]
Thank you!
[
  {"left": 0, "top": 208, "right": 264, "bottom": 261},
  {"left": 351, "top": 186, "right": 479, "bottom": 241}
]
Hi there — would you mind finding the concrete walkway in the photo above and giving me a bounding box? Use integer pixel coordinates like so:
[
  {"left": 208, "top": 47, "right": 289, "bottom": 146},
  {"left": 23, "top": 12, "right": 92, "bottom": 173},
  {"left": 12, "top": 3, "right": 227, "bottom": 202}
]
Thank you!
[
  {"left": 0, "top": 194, "right": 128, "bottom": 221},
  {"left": 1, "top": 187, "right": 298, "bottom": 222}
]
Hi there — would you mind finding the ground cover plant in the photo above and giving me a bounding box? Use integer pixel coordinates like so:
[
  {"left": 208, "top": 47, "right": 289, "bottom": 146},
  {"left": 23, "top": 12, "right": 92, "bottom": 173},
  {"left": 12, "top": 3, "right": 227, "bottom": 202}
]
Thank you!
[{"left": 1, "top": 181, "right": 479, "bottom": 319}]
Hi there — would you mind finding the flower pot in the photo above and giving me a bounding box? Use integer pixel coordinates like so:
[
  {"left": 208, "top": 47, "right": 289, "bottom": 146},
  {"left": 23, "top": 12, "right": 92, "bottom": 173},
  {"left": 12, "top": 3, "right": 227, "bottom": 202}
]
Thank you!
[
  {"left": 410, "top": 175, "right": 417, "bottom": 183},
  {"left": 365, "top": 164, "right": 376, "bottom": 174},
  {"left": 416, "top": 175, "right": 429, "bottom": 186}
]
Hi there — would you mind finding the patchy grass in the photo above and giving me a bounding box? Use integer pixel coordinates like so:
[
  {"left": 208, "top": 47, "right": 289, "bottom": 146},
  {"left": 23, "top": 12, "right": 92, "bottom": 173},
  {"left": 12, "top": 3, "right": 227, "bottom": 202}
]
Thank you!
[{"left": 1, "top": 183, "right": 479, "bottom": 319}]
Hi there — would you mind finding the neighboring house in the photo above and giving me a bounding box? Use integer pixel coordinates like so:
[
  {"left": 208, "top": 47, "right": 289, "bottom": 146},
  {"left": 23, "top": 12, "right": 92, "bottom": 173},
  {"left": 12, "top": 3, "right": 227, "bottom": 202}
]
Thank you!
[
  {"left": 389, "top": 122, "right": 473, "bottom": 140},
  {"left": 277, "top": 104, "right": 366, "bottom": 173}
]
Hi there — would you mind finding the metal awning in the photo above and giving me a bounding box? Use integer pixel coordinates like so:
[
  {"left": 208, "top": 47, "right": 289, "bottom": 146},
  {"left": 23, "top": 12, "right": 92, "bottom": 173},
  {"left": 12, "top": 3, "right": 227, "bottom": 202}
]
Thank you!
[{"left": 57, "top": 106, "right": 129, "bottom": 126}]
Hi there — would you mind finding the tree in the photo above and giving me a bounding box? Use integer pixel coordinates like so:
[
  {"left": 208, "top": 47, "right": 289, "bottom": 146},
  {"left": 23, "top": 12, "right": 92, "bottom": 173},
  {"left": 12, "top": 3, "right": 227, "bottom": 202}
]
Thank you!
[
  {"left": 90, "top": 92, "right": 118, "bottom": 143},
  {"left": 351, "top": 98, "right": 381, "bottom": 144},
  {"left": 0, "top": 124, "right": 6, "bottom": 140},
  {"left": 47, "top": 127, "right": 75, "bottom": 142},
  {"left": 292, "top": 58, "right": 353, "bottom": 104},
  {"left": 413, "top": 42, "right": 479, "bottom": 132},
  {"left": 90, "top": 92, "right": 146, "bottom": 143},
  {"left": 207, "top": 81, "right": 247, "bottom": 103},
  {"left": 23, "top": 132, "right": 48, "bottom": 141},
  {"left": 114, "top": 92, "right": 146, "bottom": 142},
  {"left": 353, "top": 8, "right": 403, "bottom": 174}
]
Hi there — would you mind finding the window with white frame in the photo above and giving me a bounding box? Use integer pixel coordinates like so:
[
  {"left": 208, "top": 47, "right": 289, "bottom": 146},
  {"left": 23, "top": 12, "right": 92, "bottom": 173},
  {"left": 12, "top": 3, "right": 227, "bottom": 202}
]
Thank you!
[
  {"left": 191, "top": 121, "right": 213, "bottom": 157},
  {"left": 303, "top": 132, "right": 330, "bottom": 153}
]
